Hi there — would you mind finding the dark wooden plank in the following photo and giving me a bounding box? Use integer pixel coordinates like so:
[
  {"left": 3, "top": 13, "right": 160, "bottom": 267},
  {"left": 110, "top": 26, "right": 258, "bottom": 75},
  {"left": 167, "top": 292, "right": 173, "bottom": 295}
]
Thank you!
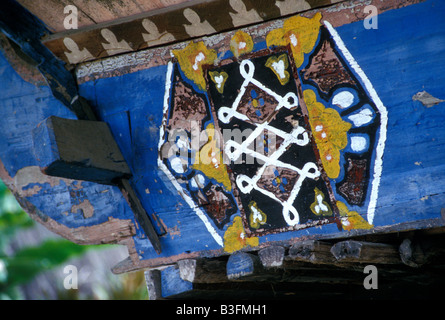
[
  {"left": 144, "top": 268, "right": 163, "bottom": 300},
  {"left": 288, "top": 240, "right": 336, "bottom": 265},
  {"left": 177, "top": 258, "right": 228, "bottom": 283},
  {"left": 331, "top": 240, "right": 402, "bottom": 264},
  {"left": 42, "top": 0, "right": 341, "bottom": 65},
  {"left": 16, "top": 0, "right": 193, "bottom": 33},
  {"left": 32, "top": 115, "right": 163, "bottom": 254},
  {"left": 32, "top": 116, "right": 131, "bottom": 184},
  {"left": 119, "top": 179, "right": 162, "bottom": 254},
  {"left": 258, "top": 245, "right": 285, "bottom": 268},
  {"left": 0, "top": 0, "right": 78, "bottom": 108}
]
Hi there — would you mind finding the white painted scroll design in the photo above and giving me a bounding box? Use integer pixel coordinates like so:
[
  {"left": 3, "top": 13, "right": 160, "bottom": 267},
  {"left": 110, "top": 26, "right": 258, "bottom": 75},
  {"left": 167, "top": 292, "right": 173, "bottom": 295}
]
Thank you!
[
  {"left": 325, "top": 21, "right": 388, "bottom": 225},
  {"left": 219, "top": 59, "right": 321, "bottom": 226}
]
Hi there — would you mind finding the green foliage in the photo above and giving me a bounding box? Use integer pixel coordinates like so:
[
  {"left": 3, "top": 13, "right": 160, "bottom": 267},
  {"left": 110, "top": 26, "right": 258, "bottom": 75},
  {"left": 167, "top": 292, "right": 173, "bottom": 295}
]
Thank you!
[
  {"left": 0, "top": 180, "right": 149, "bottom": 300},
  {"left": 0, "top": 180, "right": 99, "bottom": 299},
  {"left": 0, "top": 182, "right": 34, "bottom": 250},
  {"left": 3, "top": 239, "right": 93, "bottom": 288},
  {"left": 91, "top": 271, "right": 149, "bottom": 300}
]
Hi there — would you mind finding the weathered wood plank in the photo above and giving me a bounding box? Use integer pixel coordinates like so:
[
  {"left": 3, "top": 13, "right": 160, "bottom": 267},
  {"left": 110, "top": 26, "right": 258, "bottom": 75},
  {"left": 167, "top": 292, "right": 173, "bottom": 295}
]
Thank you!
[
  {"left": 288, "top": 240, "right": 336, "bottom": 265},
  {"left": 139, "top": 230, "right": 445, "bottom": 298},
  {"left": 226, "top": 252, "right": 263, "bottom": 280},
  {"left": 32, "top": 116, "right": 131, "bottom": 184},
  {"left": 0, "top": 0, "right": 78, "bottom": 108},
  {"left": 42, "top": 0, "right": 342, "bottom": 64},
  {"left": 258, "top": 245, "right": 285, "bottom": 268},
  {"left": 31, "top": 115, "right": 163, "bottom": 254},
  {"left": 331, "top": 240, "right": 402, "bottom": 264},
  {"left": 16, "top": 0, "right": 193, "bottom": 33},
  {"left": 1, "top": 0, "right": 445, "bottom": 275},
  {"left": 177, "top": 258, "right": 228, "bottom": 283},
  {"left": 118, "top": 179, "right": 163, "bottom": 254},
  {"left": 145, "top": 265, "right": 194, "bottom": 299}
]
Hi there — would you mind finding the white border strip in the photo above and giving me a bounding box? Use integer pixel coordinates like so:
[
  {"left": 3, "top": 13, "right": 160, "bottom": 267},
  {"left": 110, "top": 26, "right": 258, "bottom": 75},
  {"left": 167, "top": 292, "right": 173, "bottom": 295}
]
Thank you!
[
  {"left": 157, "top": 61, "right": 224, "bottom": 247},
  {"left": 324, "top": 21, "right": 388, "bottom": 224}
]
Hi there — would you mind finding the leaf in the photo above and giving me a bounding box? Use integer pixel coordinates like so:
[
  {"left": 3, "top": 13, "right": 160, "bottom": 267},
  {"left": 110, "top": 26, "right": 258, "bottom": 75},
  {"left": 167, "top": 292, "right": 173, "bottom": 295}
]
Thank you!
[
  {"left": 0, "top": 184, "right": 34, "bottom": 250},
  {"left": 3, "top": 239, "right": 101, "bottom": 287}
]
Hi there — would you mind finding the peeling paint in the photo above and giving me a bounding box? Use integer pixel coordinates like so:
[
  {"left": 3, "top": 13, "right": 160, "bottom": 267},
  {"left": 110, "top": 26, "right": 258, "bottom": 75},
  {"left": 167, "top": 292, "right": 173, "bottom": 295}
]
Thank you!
[
  {"left": 13, "top": 166, "right": 74, "bottom": 197},
  {"left": 1, "top": 0, "right": 444, "bottom": 272},
  {"left": 413, "top": 91, "right": 444, "bottom": 108},
  {"left": 71, "top": 199, "right": 95, "bottom": 218}
]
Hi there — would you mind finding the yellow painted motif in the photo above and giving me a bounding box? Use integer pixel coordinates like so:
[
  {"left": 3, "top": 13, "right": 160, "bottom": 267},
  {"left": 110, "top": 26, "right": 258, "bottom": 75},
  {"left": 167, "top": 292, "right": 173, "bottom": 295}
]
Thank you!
[
  {"left": 224, "top": 216, "right": 259, "bottom": 253},
  {"left": 266, "top": 12, "right": 321, "bottom": 68},
  {"left": 310, "top": 187, "right": 332, "bottom": 216},
  {"left": 192, "top": 123, "right": 232, "bottom": 191},
  {"left": 248, "top": 201, "right": 267, "bottom": 229},
  {"left": 209, "top": 71, "right": 228, "bottom": 94},
  {"left": 265, "top": 54, "right": 290, "bottom": 85},
  {"left": 304, "top": 89, "right": 351, "bottom": 179},
  {"left": 336, "top": 201, "right": 373, "bottom": 230},
  {"left": 172, "top": 41, "right": 217, "bottom": 91},
  {"left": 230, "top": 30, "right": 254, "bottom": 58}
]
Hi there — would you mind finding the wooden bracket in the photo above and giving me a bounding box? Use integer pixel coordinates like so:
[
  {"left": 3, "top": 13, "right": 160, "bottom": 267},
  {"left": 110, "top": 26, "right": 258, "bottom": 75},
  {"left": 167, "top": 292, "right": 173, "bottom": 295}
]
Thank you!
[
  {"left": 32, "top": 115, "right": 162, "bottom": 253},
  {"left": 0, "top": 1, "right": 163, "bottom": 252},
  {"left": 33, "top": 116, "right": 131, "bottom": 184}
]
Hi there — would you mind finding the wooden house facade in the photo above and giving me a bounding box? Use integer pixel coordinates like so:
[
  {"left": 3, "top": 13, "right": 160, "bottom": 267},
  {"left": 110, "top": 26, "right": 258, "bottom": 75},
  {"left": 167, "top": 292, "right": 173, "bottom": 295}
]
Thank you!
[{"left": 0, "top": 0, "right": 445, "bottom": 299}]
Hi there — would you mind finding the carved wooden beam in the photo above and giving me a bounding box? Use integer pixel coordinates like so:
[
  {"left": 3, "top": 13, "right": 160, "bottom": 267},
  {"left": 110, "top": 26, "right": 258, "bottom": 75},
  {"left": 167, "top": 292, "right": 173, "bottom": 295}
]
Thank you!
[{"left": 42, "top": 0, "right": 344, "bottom": 65}]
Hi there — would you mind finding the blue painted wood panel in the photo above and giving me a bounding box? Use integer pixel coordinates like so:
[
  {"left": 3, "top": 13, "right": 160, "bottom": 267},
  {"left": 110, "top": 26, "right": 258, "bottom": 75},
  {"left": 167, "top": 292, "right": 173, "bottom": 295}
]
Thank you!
[{"left": 0, "top": 0, "right": 444, "bottom": 268}]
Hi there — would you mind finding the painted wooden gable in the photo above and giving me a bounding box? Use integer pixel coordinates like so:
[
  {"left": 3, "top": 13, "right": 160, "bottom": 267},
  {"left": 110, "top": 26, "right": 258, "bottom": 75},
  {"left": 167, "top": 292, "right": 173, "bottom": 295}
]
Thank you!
[{"left": 0, "top": 0, "right": 444, "bottom": 276}]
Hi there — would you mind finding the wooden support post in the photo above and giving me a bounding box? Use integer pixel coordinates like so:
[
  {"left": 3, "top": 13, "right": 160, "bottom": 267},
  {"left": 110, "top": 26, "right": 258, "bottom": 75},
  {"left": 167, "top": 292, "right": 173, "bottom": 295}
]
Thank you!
[
  {"left": 177, "top": 259, "right": 227, "bottom": 284},
  {"left": 33, "top": 116, "right": 131, "bottom": 184},
  {"left": 288, "top": 240, "right": 336, "bottom": 265},
  {"left": 226, "top": 252, "right": 263, "bottom": 280},
  {"left": 331, "top": 240, "right": 402, "bottom": 264},
  {"left": 258, "top": 246, "right": 285, "bottom": 268}
]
